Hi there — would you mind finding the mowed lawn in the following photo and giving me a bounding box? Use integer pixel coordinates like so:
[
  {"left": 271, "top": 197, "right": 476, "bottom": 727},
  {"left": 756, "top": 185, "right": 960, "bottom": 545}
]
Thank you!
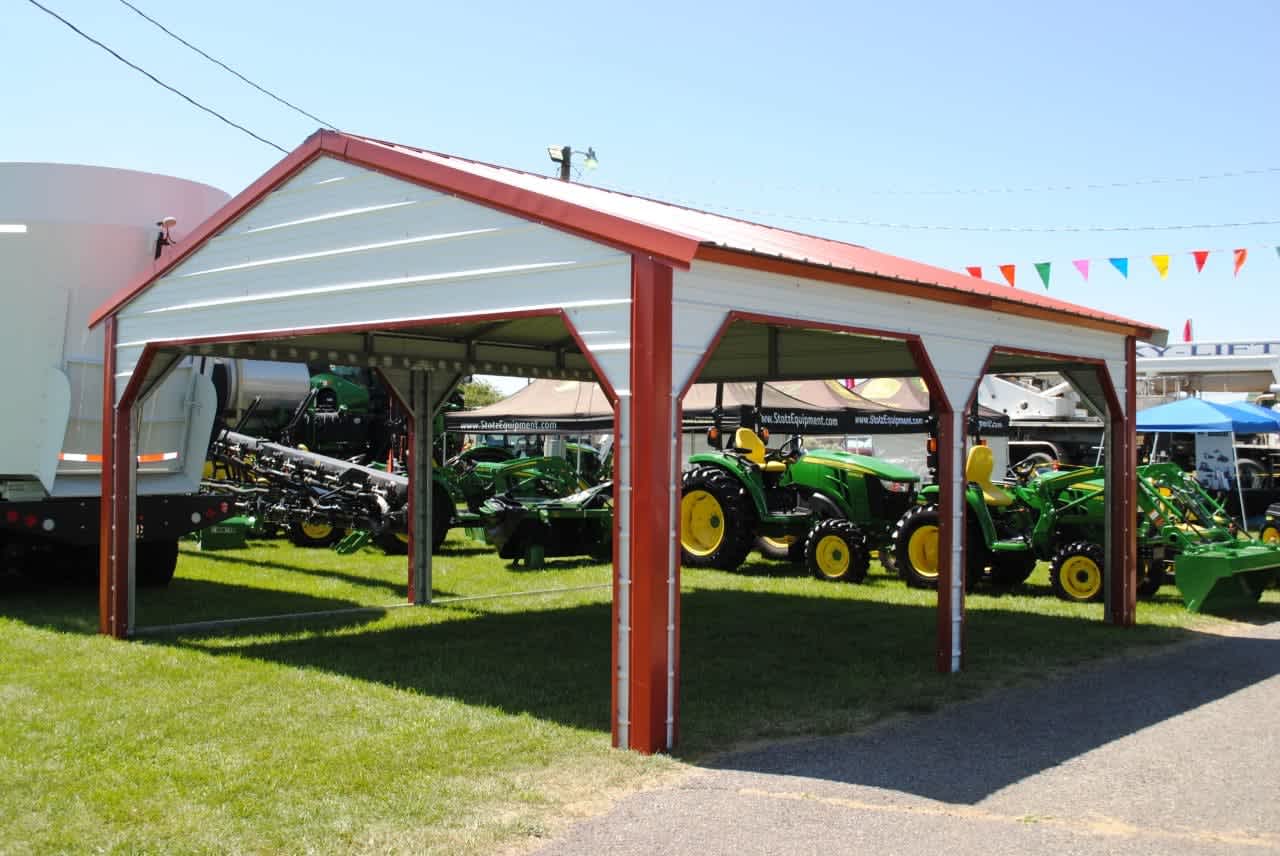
[{"left": 2, "top": 534, "right": 1277, "bottom": 855}]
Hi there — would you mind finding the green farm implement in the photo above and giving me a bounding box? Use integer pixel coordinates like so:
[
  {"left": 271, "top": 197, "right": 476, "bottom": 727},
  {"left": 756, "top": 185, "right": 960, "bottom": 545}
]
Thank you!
[{"left": 478, "top": 481, "right": 612, "bottom": 567}]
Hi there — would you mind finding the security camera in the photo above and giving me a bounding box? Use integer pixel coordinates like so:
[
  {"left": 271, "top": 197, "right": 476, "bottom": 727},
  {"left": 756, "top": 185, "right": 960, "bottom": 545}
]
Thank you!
[{"left": 156, "top": 216, "right": 178, "bottom": 229}]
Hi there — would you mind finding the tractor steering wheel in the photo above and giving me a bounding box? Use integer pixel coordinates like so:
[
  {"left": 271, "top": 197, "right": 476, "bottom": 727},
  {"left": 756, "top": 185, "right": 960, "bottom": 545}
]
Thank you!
[
  {"left": 768, "top": 434, "right": 804, "bottom": 462},
  {"left": 1009, "top": 453, "right": 1054, "bottom": 484}
]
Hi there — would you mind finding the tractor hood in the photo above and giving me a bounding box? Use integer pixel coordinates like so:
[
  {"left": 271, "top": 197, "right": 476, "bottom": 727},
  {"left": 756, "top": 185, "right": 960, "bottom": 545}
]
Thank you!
[{"left": 798, "top": 449, "right": 919, "bottom": 483}]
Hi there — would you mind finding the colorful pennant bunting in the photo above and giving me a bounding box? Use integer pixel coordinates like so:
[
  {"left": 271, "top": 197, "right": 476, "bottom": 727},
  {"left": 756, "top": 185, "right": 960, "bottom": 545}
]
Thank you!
[
  {"left": 966, "top": 244, "right": 1280, "bottom": 284},
  {"left": 1034, "top": 262, "right": 1051, "bottom": 289},
  {"left": 1151, "top": 254, "right": 1170, "bottom": 279}
]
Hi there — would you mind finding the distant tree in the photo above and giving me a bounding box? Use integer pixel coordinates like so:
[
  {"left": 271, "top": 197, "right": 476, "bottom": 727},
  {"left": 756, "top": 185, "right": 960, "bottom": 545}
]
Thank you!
[{"left": 459, "top": 378, "right": 504, "bottom": 408}]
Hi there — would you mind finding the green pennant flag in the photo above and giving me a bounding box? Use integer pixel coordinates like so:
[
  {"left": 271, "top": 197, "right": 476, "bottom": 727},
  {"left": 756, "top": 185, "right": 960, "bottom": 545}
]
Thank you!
[{"left": 1034, "top": 261, "right": 1052, "bottom": 289}]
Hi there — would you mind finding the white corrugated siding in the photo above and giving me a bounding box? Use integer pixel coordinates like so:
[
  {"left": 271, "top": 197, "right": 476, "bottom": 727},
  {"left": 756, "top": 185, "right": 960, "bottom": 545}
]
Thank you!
[
  {"left": 114, "top": 157, "right": 633, "bottom": 398},
  {"left": 673, "top": 261, "right": 1129, "bottom": 408}
]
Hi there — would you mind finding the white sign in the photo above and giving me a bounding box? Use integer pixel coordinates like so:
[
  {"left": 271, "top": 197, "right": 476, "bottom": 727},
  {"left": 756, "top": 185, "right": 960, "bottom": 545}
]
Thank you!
[
  {"left": 1193, "top": 432, "right": 1236, "bottom": 493},
  {"left": 1138, "top": 341, "right": 1280, "bottom": 358}
]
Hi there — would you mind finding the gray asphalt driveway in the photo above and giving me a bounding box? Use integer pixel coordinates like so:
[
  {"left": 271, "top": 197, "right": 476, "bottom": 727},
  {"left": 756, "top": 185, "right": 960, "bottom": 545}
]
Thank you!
[{"left": 535, "top": 621, "right": 1280, "bottom": 855}]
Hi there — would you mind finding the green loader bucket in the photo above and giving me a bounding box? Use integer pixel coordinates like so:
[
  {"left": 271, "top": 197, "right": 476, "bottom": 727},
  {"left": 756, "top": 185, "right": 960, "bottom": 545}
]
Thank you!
[{"left": 1173, "top": 543, "right": 1280, "bottom": 613}]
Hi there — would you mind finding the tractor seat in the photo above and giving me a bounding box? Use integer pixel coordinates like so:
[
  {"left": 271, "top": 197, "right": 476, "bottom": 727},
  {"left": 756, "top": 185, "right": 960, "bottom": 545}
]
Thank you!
[
  {"left": 966, "top": 445, "right": 1013, "bottom": 507},
  {"left": 733, "top": 428, "right": 787, "bottom": 473}
]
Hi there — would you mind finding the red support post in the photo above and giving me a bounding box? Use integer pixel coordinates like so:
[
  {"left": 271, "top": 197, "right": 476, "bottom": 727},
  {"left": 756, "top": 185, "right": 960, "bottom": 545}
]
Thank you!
[
  {"left": 98, "top": 318, "right": 132, "bottom": 638},
  {"left": 626, "top": 255, "right": 675, "bottom": 753},
  {"left": 933, "top": 406, "right": 963, "bottom": 672},
  {"left": 1105, "top": 337, "right": 1138, "bottom": 625}
]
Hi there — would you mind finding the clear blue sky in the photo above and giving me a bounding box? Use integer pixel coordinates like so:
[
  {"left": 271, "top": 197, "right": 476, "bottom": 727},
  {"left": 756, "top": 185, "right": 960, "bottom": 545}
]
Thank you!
[{"left": 7, "top": 0, "right": 1279, "bottom": 354}]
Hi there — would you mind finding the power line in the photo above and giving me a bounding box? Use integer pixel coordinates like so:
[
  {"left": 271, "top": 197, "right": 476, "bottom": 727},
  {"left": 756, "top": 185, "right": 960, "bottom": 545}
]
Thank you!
[
  {"left": 690, "top": 164, "right": 1280, "bottom": 200},
  {"left": 24, "top": 0, "right": 287, "bottom": 153},
  {"left": 116, "top": 0, "right": 338, "bottom": 131},
  {"left": 591, "top": 184, "right": 1280, "bottom": 233}
]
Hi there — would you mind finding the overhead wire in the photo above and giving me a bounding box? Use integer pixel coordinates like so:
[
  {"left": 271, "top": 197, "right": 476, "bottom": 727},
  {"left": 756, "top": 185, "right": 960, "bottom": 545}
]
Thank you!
[
  {"left": 115, "top": 0, "right": 338, "bottom": 131},
  {"left": 690, "top": 163, "right": 1280, "bottom": 198},
  {"left": 588, "top": 182, "right": 1280, "bottom": 233},
  {"left": 24, "top": 0, "right": 1279, "bottom": 234},
  {"left": 24, "top": 0, "right": 288, "bottom": 153}
]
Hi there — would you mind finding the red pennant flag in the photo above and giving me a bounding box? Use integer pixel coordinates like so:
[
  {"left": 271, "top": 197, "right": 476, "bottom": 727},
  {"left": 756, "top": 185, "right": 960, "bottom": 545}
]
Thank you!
[
  {"left": 1192, "top": 250, "right": 1209, "bottom": 272},
  {"left": 965, "top": 266, "right": 982, "bottom": 278},
  {"left": 1182, "top": 319, "right": 1193, "bottom": 342},
  {"left": 999, "top": 264, "right": 1016, "bottom": 287},
  {"left": 1233, "top": 248, "right": 1248, "bottom": 276}
]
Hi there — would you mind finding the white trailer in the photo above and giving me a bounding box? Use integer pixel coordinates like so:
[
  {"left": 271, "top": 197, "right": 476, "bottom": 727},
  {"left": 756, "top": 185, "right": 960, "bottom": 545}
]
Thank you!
[{"left": 0, "top": 162, "right": 232, "bottom": 583}]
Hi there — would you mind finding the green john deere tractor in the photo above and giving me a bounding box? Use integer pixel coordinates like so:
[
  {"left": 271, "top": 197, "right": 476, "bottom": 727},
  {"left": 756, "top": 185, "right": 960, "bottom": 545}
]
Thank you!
[
  {"left": 891, "top": 444, "right": 1107, "bottom": 592},
  {"left": 680, "top": 417, "right": 919, "bottom": 583},
  {"left": 892, "top": 448, "right": 1280, "bottom": 611}
]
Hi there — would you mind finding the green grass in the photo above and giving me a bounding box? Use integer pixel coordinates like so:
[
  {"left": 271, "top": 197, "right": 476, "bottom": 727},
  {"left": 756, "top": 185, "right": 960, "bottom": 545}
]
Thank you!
[{"left": 2, "top": 536, "right": 1277, "bottom": 854}]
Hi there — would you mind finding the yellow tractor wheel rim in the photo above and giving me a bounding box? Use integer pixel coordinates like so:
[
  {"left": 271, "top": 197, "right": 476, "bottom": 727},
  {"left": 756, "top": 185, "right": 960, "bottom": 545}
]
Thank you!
[
  {"left": 814, "top": 534, "right": 851, "bottom": 578},
  {"left": 907, "top": 525, "right": 940, "bottom": 579},
  {"left": 681, "top": 490, "right": 725, "bottom": 557},
  {"left": 301, "top": 522, "right": 333, "bottom": 540},
  {"left": 760, "top": 535, "right": 795, "bottom": 552},
  {"left": 1261, "top": 525, "right": 1280, "bottom": 545},
  {"left": 1059, "top": 555, "right": 1102, "bottom": 600}
]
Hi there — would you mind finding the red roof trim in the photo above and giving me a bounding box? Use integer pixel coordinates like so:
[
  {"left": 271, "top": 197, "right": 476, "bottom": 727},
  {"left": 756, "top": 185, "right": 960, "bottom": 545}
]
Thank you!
[
  {"left": 336, "top": 136, "right": 701, "bottom": 269},
  {"left": 90, "top": 130, "right": 700, "bottom": 327},
  {"left": 89, "top": 129, "right": 1163, "bottom": 346},
  {"left": 694, "top": 246, "right": 1161, "bottom": 341},
  {"left": 89, "top": 130, "right": 332, "bottom": 328}
]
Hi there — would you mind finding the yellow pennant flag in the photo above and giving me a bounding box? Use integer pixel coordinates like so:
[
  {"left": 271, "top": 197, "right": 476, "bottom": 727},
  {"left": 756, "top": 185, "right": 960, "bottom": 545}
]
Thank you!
[{"left": 1151, "top": 254, "right": 1170, "bottom": 279}]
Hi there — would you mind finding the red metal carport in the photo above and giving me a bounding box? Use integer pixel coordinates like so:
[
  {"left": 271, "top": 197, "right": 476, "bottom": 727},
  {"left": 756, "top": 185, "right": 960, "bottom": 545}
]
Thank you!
[{"left": 90, "top": 130, "right": 1164, "bottom": 753}]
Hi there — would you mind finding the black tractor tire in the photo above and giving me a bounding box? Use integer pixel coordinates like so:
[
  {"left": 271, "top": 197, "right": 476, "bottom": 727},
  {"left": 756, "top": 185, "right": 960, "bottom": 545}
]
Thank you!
[
  {"left": 892, "top": 505, "right": 942, "bottom": 588},
  {"left": 988, "top": 551, "right": 1038, "bottom": 587},
  {"left": 805, "top": 518, "right": 869, "bottom": 583},
  {"left": 892, "top": 505, "right": 984, "bottom": 590},
  {"left": 432, "top": 483, "right": 453, "bottom": 552},
  {"left": 375, "top": 531, "right": 410, "bottom": 555},
  {"left": 1137, "top": 560, "right": 1167, "bottom": 598},
  {"left": 875, "top": 539, "right": 897, "bottom": 575},
  {"left": 1258, "top": 521, "right": 1280, "bottom": 547},
  {"left": 136, "top": 539, "right": 180, "bottom": 587},
  {"left": 755, "top": 534, "right": 806, "bottom": 563},
  {"left": 680, "top": 465, "right": 754, "bottom": 571},
  {"left": 288, "top": 521, "right": 346, "bottom": 549},
  {"left": 1049, "top": 541, "right": 1106, "bottom": 603}
]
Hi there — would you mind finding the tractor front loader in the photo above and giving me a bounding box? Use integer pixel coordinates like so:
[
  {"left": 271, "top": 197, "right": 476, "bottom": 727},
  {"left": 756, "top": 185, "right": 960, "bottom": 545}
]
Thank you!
[{"left": 1136, "top": 464, "right": 1280, "bottom": 612}]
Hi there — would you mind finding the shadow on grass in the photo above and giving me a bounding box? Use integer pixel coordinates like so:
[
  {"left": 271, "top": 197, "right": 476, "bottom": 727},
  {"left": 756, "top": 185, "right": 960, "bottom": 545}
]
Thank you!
[
  {"left": 186, "top": 549, "right": 407, "bottom": 596},
  {"left": 710, "top": 614, "right": 1280, "bottom": 804},
  {"left": 436, "top": 544, "right": 496, "bottom": 558},
  {"left": 0, "top": 573, "right": 395, "bottom": 635},
  {"left": 7, "top": 564, "right": 1277, "bottom": 804},
  {"left": 152, "top": 584, "right": 1279, "bottom": 789},
  {"left": 504, "top": 557, "right": 609, "bottom": 573}
]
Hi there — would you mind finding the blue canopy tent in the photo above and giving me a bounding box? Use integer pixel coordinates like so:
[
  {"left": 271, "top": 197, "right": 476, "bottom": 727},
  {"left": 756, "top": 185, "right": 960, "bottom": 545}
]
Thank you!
[{"left": 1137, "top": 398, "right": 1280, "bottom": 530}]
